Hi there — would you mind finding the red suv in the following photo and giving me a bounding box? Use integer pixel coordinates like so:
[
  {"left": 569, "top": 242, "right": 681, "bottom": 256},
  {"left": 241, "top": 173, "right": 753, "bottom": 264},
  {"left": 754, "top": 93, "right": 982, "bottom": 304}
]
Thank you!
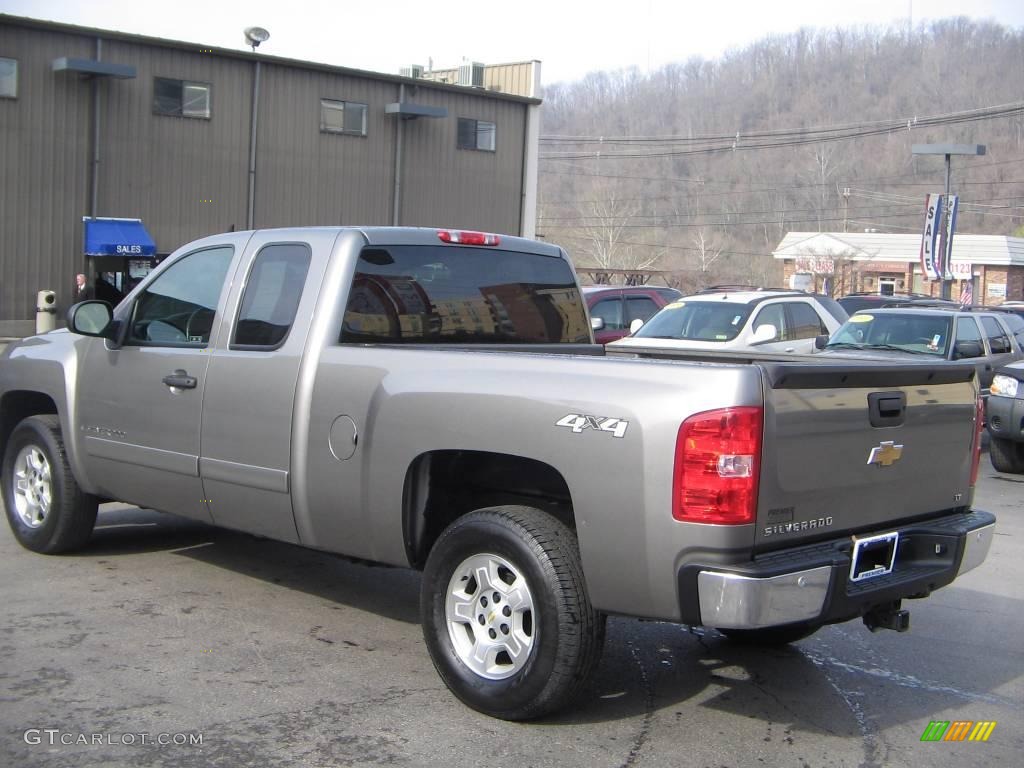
[{"left": 584, "top": 285, "right": 682, "bottom": 344}]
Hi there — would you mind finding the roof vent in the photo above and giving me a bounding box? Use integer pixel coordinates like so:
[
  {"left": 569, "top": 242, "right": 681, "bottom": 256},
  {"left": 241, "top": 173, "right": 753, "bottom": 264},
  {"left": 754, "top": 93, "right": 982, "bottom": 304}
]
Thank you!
[
  {"left": 457, "top": 62, "right": 484, "bottom": 88},
  {"left": 400, "top": 64, "right": 424, "bottom": 79}
]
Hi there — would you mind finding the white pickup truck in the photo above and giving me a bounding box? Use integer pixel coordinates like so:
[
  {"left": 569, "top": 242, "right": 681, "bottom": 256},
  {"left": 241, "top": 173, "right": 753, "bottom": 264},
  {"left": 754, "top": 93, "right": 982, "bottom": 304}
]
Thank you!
[{"left": 0, "top": 226, "right": 995, "bottom": 719}]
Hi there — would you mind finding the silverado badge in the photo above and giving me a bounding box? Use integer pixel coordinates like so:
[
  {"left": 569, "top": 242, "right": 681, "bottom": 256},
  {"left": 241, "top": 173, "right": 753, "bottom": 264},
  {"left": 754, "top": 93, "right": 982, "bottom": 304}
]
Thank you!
[{"left": 867, "top": 441, "right": 903, "bottom": 467}]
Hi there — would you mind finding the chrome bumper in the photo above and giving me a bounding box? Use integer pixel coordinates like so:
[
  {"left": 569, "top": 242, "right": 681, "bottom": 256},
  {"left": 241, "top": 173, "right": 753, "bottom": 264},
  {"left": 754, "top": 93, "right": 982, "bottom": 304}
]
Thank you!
[{"left": 697, "top": 566, "right": 832, "bottom": 629}]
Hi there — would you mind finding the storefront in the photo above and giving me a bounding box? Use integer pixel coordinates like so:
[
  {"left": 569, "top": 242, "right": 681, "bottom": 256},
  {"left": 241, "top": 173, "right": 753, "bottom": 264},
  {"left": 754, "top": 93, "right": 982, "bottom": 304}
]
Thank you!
[
  {"left": 83, "top": 217, "right": 158, "bottom": 302},
  {"left": 774, "top": 232, "right": 1024, "bottom": 304}
]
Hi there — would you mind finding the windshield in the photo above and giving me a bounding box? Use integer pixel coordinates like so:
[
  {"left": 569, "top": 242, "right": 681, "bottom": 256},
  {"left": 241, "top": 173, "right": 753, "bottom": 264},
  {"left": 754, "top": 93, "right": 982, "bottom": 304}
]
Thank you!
[
  {"left": 634, "top": 300, "right": 752, "bottom": 342},
  {"left": 827, "top": 313, "right": 952, "bottom": 356}
]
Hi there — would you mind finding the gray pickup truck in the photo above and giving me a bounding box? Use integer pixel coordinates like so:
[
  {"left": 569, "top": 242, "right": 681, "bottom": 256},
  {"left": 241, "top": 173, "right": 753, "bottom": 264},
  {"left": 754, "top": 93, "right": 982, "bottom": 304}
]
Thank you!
[{"left": 0, "top": 227, "right": 995, "bottom": 720}]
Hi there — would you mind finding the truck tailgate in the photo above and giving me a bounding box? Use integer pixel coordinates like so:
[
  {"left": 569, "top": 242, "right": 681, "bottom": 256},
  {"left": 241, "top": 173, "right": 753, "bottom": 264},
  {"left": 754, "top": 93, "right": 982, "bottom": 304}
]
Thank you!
[{"left": 755, "top": 361, "right": 979, "bottom": 551}]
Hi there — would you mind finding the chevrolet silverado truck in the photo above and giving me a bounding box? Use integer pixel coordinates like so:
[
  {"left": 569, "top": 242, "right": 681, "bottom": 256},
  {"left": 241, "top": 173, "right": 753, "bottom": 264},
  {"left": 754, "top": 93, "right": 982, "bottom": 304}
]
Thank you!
[{"left": 0, "top": 227, "right": 995, "bottom": 720}]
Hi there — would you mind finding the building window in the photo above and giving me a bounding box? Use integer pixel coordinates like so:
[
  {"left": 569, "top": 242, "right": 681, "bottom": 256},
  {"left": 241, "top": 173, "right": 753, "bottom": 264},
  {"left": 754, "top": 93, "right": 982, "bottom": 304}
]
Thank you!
[
  {"left": 320, "top": 99, "right": 367, "bottom": 136},
  {"left": 0, "top": 57, "right": 16, "bottom": 98},
  {"left": 153, "top": 77, "right": 211, "bottom": 119},
  {"left": 457, "top": 118, "right": 496, "bottom": 151}
]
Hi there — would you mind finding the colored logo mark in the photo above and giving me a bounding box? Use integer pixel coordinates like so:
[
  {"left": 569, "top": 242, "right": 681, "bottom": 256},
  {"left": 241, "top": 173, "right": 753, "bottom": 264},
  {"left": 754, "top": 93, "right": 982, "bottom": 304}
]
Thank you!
[{"left": 920, "top": 720, "right": 996, "bottom": 742}]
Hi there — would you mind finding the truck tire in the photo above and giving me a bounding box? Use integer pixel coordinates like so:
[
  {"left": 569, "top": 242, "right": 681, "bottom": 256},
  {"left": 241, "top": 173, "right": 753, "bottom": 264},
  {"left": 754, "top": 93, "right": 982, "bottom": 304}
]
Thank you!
[
  {"left": 2, "top": 415, "right": 98, "bottom": 554},
  {"left": 420, "top": 505, "right": 604, "bottom": 720},
  {"left": 989, "top": 436, "right": 1024, "bottom": 474},
  {"left": 719, "top": 623, "right": 820, "bottom": 646}
]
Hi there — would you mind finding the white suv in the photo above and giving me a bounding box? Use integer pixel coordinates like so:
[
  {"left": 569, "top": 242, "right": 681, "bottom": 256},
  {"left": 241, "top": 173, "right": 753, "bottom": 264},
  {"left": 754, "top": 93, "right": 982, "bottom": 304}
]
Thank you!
[{"left": 609, "top": 288, "right": 848, "bottom": 354}]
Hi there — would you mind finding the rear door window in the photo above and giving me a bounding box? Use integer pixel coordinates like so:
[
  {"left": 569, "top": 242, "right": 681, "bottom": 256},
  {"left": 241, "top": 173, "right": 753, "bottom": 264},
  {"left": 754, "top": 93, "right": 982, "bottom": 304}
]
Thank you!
[
  {"left": 999, "top": 313, "right": 1024, "bottom": 349},
  {"left": 340, "top": 245, "right": 588, "bottom": 344},
  {"left": 625, "top": 296, "right": 659, "bottom": 325},
  {"left": 786, "top": 301, "right": 827, "bottom": 339},
  {"left": 232, "top": 243, "right": 311, "bottom": 349},
  {"left": 980, "top": 316, "right": 1012, "bottom": 354}
]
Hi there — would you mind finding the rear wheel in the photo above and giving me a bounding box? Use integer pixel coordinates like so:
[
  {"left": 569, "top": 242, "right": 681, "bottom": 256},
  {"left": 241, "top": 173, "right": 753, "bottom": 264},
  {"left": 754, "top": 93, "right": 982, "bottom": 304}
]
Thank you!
[
  {"left": 2, "top": 415, "right": 98, "bottom": 553},
  {"left": 420, "top": 506, "right": 604, "bottom": 720},
  {"left": 719, "top": 622, "right": 820, "bottom": 646},
  {"left": 989, "top": 436, "right": 1024, "bottom": 474}
]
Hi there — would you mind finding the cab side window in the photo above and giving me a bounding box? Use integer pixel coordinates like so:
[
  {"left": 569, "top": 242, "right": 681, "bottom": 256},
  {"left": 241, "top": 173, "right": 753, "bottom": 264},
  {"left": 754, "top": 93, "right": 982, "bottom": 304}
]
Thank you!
[
  {"left": 980, "top": 316, "right": 1012, "bottom": 354},
  {"left": 128, "top": 246, "right": 234, "bottom": 345},
  {"left": 232, "top": 243, "right": 311, "bottom": 349}
]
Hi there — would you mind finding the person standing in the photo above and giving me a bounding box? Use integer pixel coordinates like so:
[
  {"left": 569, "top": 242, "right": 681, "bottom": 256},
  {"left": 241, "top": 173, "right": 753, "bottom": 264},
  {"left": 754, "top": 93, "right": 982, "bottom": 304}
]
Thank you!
[{"left": 75, "top": 273, "right": 95, "bottom": 301}]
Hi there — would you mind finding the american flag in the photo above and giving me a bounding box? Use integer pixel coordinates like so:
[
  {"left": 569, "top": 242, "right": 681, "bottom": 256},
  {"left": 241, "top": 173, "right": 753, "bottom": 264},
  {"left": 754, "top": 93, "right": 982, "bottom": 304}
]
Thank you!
[{"left": 960, "top": 280, "right": 973, "bottom": 307}]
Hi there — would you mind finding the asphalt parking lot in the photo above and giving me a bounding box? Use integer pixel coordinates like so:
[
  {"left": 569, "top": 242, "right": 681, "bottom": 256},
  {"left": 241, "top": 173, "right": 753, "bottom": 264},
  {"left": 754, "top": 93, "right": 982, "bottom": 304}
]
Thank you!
[{"left": 1, "top": 461, "right": 1021, "bottom": 768}]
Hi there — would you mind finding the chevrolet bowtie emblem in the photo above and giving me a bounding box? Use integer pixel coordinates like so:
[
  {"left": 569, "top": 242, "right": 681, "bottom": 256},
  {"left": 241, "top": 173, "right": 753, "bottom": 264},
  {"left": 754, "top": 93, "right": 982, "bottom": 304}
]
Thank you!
[{"left": 867, "top": 441, "right": 904, "bottom": 467}]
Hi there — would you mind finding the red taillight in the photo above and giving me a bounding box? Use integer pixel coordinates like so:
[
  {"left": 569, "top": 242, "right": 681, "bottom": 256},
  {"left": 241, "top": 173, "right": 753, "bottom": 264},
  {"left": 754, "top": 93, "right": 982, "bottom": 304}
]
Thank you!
[
  {"left": 437, "top": 229, "right": 500, "bottom": 246},
  {"left": 969, "top": 397, "right": 984, "bottom": 487},
  {"left": 673, "top": 407, "right": 762, "bottom": 525}
]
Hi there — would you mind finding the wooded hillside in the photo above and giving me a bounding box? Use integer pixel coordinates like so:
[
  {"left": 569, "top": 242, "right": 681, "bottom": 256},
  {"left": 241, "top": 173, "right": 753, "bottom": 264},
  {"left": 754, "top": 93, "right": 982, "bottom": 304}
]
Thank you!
[{"left": 537, "top": 18, "right": 1024, "bottom": 288}]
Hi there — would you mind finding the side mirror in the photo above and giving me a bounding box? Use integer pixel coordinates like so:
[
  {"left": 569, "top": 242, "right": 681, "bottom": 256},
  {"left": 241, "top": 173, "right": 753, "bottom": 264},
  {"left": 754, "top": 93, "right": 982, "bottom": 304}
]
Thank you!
[
  {"left": 750, "top": 324, "right": 778, "bottom": 344},
  {"left": 814, "top": 334, "right": 829, "bottom": 350},
  {"left": 629, "top": 318, "right": 645, "bottom": 334},
  {"left": 590, "top": 317, "right": 605, "bottom": 332},
  {"left": 67, "top": 301, "right": 113, "bottom": 337},
  {"left": 953, "top": 340, "right": 983, "bottom": 360}
]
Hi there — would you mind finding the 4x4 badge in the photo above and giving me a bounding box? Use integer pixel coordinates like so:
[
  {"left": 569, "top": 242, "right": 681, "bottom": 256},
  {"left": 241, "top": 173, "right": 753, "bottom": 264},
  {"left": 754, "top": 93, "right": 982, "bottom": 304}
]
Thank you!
[
  {"left": 556, "top": 414, "right": 629, "bottom": 438},
  {"left": 867, "top": 441, "right": 903, "bottom": 467}
]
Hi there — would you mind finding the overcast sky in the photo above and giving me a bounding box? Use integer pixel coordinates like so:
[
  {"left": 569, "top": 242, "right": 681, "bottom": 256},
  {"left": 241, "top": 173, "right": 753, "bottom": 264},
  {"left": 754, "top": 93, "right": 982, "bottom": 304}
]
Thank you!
[{"left": 3, "top": 0, "right": 1023, "bottom": 85}]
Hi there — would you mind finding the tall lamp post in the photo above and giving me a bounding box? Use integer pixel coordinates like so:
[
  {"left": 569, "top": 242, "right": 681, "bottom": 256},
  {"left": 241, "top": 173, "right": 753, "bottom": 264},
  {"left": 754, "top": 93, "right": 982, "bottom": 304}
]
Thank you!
[{"left": 911, "top": 143, "right": 985, "bottom": 300}]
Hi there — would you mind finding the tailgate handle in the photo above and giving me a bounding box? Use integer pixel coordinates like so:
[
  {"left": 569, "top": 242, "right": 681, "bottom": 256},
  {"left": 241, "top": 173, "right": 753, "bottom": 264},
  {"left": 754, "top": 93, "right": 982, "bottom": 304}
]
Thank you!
[{"left": 868, "top": 391, "right": 906, "bottom": 427}]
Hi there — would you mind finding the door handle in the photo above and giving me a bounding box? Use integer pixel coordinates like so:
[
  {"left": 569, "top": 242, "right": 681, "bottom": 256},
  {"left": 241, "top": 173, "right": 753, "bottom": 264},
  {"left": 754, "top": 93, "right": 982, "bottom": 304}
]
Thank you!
[{"left": 162, "top": 370, "right": 197, "bottom": 389}]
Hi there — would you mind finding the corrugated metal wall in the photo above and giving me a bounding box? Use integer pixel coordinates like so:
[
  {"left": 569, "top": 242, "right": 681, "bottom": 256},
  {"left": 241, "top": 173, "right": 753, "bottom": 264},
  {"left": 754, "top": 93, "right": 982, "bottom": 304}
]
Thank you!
[
  {"left": 0, "top": 17, "right": 533, "bottom": 335},
  {"left": 400, "top": 88, "right": 526, "bottom": 235},
  {"left": 99, "top": 38, "right": 252, "bottom": 248},
  {"left": 254, "top": 65, "right": 396, "bottom": 228},
  {"left": 0, "top": 24, "right": 93, "bottom": 335}
]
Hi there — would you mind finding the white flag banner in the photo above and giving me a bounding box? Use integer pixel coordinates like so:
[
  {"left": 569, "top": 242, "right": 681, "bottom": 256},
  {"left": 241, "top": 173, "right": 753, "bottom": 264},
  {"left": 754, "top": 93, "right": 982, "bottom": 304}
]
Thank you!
[
  {"left": 919, "top": 193, "right": 943, "bottom": 281},
  {"left": 942, "top": 195, "right": 959, "bottom": 280}
]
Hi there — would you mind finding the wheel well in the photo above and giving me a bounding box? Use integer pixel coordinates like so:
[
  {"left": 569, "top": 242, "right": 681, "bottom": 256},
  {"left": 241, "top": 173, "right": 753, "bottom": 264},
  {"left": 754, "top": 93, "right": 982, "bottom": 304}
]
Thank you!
[
  {"left": 0, "top": 391, "right": 59, "bottom": 461},
  {"left": 403, "top": 450, "right": 575, "bottom": 569}
]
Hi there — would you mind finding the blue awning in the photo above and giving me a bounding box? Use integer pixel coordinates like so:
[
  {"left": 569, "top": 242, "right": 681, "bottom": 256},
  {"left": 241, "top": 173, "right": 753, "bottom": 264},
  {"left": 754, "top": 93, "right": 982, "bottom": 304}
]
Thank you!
[{"left": 83, "top": 217, "right": 157, "bottom": 257}]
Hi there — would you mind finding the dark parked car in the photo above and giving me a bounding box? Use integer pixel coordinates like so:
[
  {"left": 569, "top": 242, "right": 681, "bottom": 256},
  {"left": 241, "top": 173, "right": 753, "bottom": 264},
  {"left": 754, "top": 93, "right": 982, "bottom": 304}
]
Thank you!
[
  {"left": 837, "top": 292, "right": 958, "bottom": 314},
  {"left": 583, "top": 285, "right": 682, "bottom": 344},
  {"left": 987, "top": 360, "right": 1024, "bottom": 473},
  {"left": 822, "top": 307, "right": 1024, "bottom": 395}
]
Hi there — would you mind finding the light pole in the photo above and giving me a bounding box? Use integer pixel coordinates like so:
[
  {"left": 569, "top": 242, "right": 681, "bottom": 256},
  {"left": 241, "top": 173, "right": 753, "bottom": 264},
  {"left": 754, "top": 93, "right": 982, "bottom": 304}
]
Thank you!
[{"left": 911, "top": 143, "right": 985, "bottom": 300}]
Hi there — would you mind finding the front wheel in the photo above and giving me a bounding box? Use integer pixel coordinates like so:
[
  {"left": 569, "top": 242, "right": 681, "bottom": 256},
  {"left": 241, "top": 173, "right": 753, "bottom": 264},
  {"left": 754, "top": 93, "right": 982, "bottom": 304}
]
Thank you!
[
  {"left": 2, "top": 415, "right": 98, "bottom": 553},
  {"left": 989, "top": 436, "right": 1024, "bottom": 474},
  {"left": 420, "top": 506, "right": 604, "bottom": 720}
]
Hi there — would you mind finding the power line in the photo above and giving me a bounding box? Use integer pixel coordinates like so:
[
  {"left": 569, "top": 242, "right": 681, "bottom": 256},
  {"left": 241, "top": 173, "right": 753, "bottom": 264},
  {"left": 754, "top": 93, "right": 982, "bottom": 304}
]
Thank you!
[
  {"left": 539, "top": 104, "right": 1024, "bottom": 161},
  {"left": 539, "top": 102, "right": 1024, "bottom": 145}
]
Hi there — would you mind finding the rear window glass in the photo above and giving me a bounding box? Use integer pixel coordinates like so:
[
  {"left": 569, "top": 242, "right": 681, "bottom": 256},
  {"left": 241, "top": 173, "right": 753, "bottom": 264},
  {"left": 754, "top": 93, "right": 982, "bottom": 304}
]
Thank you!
[
  {"left": 340, "top": 245, "right": 588, "bottom": 344},
  {"left": 634, "top": 301, "right": 752, "bottom": 342}
]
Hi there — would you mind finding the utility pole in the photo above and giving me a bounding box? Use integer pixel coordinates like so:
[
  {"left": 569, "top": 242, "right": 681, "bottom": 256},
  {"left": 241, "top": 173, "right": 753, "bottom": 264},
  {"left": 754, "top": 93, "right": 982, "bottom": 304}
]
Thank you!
[
  {"left": 842, "top": 187, "right": 850, "bottom": 233},
  {"left": 911, "top": 144, "right": 985, "bottom": 300}
]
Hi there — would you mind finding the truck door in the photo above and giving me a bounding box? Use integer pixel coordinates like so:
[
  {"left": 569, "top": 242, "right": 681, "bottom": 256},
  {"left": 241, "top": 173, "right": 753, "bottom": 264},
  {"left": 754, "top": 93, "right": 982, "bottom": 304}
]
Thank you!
[
  {"left": 198, "top": 233, "right": 329, "bottom": 542},
  {"left": 76, "top": 243, "right": 239, "bottom": 521}
]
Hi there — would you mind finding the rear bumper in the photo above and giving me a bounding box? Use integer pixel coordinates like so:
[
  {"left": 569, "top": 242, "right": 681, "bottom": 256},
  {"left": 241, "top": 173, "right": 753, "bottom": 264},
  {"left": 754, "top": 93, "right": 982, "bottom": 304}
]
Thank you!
[{"left": 678, "top": 510, "right": 996, "bottom": 630}]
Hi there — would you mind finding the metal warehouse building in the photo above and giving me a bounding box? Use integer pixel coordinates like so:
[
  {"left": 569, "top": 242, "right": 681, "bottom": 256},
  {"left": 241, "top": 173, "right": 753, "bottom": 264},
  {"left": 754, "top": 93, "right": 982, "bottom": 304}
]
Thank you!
[{"left": 0, "top": 15, "right": 542, "bottom": 337}]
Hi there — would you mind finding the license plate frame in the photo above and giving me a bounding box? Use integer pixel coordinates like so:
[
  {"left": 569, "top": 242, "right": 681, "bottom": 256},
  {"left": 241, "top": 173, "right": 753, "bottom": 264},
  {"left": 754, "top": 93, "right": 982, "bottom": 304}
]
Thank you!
[{"left": 849, "top": 531, "right": 899, "bottom": 583}]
